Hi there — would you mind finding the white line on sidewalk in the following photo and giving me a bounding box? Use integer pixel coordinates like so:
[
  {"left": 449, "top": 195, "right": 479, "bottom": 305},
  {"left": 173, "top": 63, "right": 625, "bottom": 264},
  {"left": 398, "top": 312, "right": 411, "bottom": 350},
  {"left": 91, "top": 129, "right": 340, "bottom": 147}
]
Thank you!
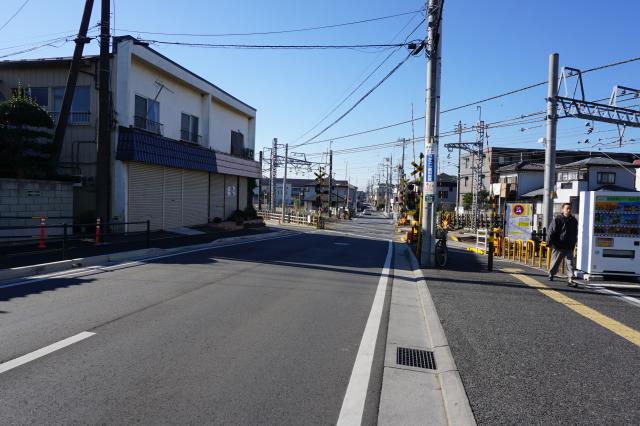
[
  {"left": 0, "top": 231, "right": 299, "bottom": 291},
  {"left": 0, "top": 331, "right": 95, "bottom": 374},
  {"left": 337, "top": 240, "right": 392, "bottom": 426}
]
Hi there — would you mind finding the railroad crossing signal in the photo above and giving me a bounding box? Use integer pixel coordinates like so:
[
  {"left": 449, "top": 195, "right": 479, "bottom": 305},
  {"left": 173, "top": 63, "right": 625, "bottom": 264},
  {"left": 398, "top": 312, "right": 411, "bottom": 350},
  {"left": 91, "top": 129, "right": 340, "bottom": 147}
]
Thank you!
[{"left": 410, "top": 161, "right": 424, "bottom": 176}]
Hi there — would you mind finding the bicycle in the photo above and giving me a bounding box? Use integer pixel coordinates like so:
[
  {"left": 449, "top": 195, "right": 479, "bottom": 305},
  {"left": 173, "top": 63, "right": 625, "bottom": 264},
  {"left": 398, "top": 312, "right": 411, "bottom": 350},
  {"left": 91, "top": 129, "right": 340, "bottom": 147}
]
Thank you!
[{"left": 434, "top": 226, "right": 448, "bottom": 267}]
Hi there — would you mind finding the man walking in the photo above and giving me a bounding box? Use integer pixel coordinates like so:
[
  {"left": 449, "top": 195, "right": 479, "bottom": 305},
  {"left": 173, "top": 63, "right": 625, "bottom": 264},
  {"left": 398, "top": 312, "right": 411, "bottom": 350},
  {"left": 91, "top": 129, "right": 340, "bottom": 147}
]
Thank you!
[{"left": 547, "top": 203, "right": 579, "bottom": 286}]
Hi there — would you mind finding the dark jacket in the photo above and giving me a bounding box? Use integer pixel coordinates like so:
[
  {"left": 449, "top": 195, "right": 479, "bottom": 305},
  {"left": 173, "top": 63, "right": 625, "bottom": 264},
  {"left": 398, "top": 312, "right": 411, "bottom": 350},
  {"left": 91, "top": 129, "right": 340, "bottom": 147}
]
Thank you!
[{"left": 547, "top": 214, "right": 578, "bottom": 250}]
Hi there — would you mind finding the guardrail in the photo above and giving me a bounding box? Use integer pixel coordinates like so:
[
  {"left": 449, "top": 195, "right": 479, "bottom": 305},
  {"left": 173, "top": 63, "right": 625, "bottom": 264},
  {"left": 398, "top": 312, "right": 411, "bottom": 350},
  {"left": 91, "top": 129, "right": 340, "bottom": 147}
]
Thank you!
[
  {"left": 498, "top": 237, "right": 574, "bottom": 274},
  {"left": 258, "top": 211, "right": 325, "bottom": 229}
]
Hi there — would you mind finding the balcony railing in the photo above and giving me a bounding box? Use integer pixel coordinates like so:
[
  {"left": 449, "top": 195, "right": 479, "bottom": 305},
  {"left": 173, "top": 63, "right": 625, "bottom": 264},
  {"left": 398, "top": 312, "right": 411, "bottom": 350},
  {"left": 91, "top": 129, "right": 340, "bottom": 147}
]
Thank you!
[
  {"left": 50, "top": 111, "right": 91, "bottom": 124},
  {"left": 180, "top": 129, "right": 202, "bottom": 144},
  {"left": 134, "top": 115, "right": 163, "bottom": 135}
]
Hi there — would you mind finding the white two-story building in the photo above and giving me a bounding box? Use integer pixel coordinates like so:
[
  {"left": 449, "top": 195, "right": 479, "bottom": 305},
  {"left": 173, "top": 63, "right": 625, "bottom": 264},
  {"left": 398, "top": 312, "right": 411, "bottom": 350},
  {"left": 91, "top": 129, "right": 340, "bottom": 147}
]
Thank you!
[{"left": 0, "top": 35, "right": 260, "bottom": 229}]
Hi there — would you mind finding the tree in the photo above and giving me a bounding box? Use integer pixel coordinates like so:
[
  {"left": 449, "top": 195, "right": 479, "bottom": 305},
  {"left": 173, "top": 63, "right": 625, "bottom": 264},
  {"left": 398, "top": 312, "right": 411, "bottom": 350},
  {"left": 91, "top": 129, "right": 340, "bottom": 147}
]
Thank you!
[
  {"left": 0, "top": 91, "right": 55, "bottom": 179},
  {"left": 462, "top": 193, "right": 473, "bottom": 210}
]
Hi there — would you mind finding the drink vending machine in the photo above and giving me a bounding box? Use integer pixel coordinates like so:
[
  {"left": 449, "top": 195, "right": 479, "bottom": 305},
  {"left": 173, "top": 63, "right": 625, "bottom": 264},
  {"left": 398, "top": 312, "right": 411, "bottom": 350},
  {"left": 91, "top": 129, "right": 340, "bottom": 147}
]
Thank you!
[{"left": 577, "top": 191, "right": 640, "bottom": 280}]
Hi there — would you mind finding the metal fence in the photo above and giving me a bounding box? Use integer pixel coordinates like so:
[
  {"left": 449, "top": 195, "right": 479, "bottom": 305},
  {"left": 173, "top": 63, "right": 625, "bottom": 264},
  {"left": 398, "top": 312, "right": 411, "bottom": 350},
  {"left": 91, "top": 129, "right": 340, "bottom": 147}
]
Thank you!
[{"left": 0, "top": 220, "right": 151, "bottom": 261}]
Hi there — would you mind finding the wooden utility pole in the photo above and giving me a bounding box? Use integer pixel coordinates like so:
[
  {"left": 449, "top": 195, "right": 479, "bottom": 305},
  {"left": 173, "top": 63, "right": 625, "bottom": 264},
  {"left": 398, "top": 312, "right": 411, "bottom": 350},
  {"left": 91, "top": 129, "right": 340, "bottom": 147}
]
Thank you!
[
  {"left": 96, "top": 0, "right": 112, "bottom": 222},
  {"left": 51, "top": 0, "right": 94, "bottom": 167}
]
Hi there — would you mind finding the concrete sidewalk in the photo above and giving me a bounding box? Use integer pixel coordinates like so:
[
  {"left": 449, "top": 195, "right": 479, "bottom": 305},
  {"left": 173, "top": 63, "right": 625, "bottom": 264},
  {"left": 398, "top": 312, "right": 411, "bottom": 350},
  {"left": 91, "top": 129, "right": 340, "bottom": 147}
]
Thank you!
[{"left": 378, "top": 243, "right": 475, "bottom": 425}]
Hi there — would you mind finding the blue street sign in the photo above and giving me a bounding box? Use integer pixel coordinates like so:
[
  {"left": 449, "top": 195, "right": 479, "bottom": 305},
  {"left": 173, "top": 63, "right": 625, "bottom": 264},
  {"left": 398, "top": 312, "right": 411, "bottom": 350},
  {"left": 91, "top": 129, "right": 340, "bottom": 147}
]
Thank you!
[{"left": 425, "top": 153, "right": 436, "bottom": 183}]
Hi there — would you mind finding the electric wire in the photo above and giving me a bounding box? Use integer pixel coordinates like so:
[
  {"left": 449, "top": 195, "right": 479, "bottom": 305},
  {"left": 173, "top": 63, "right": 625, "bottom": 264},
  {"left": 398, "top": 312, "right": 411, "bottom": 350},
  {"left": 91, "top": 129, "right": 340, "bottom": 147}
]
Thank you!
[
  {"left": 0, "top": 0, "right": 31, "bottom": 33},
  {"left": 116, "top": 9, "right": 424, "bottom": 37}
]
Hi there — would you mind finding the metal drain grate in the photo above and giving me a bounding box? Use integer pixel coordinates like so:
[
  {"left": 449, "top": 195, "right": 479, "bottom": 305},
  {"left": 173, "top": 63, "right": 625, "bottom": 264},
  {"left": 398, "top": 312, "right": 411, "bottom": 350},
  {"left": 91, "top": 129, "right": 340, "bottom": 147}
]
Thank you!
[{"left": 396, "top": 347, "right": 436, "bottom": 370}]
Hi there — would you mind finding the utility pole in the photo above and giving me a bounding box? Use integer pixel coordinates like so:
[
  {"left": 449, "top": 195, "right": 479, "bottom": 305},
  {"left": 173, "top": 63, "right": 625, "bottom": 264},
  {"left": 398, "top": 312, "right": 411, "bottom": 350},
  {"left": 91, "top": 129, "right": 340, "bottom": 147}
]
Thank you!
[
  {"left": 455, "top": 121, "right": 462, "bottom": 213},
  {"left": 258, "top": 150, "right": 263, "bottom": 210},
  {"left": 344, "top": 161, "right": 349, "bottom": 214},
  {"left": 543, "top": 53, "right": 559, "bottom": 230},
  {"left": 420, "top": 0, "right": 443, "bottom": 267},
  {"left": 270, "top": 138, "right": 277, "bottom": 212},
  {"left": 328, "top": 149, "right": 333, "bottom": 217},
  {"left": 51, "top": 0, "right": 94, "bottom": 168},
  {"left": 281, "top": 144, "right": 289, "bottom": 222},
  {"left": 96, "top": 0, "right": 112, "bottom": 222}
]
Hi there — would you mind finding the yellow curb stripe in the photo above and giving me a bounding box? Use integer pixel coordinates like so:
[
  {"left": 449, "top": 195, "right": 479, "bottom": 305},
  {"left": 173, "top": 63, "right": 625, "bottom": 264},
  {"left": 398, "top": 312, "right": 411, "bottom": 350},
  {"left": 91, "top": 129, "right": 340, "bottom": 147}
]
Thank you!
[{"left": 504, "top": 270, "right": 640, "bottom": 347}]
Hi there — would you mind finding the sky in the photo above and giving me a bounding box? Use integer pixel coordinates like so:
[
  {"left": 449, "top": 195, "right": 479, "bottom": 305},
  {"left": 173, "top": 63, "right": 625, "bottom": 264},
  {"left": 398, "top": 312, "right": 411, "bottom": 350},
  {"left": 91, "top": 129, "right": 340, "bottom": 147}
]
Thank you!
[{"left": 1, "top": 0, "right": 639, "bottom": 190}]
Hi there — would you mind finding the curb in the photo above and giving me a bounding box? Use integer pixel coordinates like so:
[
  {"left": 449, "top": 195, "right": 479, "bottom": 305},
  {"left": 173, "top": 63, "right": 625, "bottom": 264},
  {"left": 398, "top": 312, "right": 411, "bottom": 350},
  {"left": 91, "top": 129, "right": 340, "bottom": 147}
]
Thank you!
[
  {"left": 406, "top": 248, "right": 477, "bottom": 425},
  {"left": 0, "top": 230, "right": 289, "bottom": 284}
]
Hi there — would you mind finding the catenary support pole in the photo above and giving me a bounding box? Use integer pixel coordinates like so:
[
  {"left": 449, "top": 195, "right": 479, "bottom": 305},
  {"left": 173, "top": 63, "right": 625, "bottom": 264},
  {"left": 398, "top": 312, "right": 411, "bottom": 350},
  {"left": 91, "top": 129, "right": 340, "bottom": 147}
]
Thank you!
[
  {"left": 543, "top": 53, "right": 559, "bottom": 229},
  {"left": 281, "top": 144, "right": 288, "bottom": 222},
  {"left": 329, "top": 149, "right": 333, "bottom": 217},
  {"left": 270, "top": 138, "right": 277, "bottom": 212},
  {"left": 96, "top": 0, "right": 112, "bottom": 223}
]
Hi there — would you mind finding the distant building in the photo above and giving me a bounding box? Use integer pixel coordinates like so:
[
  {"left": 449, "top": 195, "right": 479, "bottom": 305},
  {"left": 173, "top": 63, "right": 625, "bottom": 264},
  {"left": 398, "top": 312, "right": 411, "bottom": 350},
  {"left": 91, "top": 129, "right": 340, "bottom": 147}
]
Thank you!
[
  {"left": 555, "top": 157, "right": 638, "bottom": 213},
  {"left": 458, "top": 147, "right": 637, "bottom": 211},
  {"left": 436, "top": 173, "right": 457, "bottom": 211}
]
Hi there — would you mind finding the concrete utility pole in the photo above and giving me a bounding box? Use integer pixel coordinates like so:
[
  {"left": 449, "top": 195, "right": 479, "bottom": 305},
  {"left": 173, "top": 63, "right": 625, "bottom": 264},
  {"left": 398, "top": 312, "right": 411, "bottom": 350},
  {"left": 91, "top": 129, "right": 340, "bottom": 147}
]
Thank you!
[
  {"left": 270, "top": 138, "right": 277, "bottom": 212},
  {"left": 420, "top": 0, "right": 443, "bottom": 267},
  {"left": 328, "top": 149, "right": 333, "bottom": 217},
  {"left": 281, "top": 143, "right": 288, "bottom": 222},
  {"left": 543, "top": 53, "right": 559, "bottom": 230},
  {"left": 96, "top": 0, "right": 112, "bottom": 222},
  {"left": 51, "top": 0, "right": 94, "bottom": 168},
  {"left": 258, "top": 150, "right": 263, "bottom": 210}
]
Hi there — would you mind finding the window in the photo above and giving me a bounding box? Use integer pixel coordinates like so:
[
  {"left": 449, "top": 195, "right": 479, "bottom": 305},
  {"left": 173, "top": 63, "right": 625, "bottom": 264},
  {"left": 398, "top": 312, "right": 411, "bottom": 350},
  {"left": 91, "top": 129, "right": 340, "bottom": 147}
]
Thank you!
[
  {"left": 134, "top": 95, "right": 161, "bottom": 134},
  {"left": 560, "top": 182, "right": 573, "bottom": 189},
  {"left": 230, "top": 130, "right": 245, "bottom": 156},
  {"left": 464, "top": 176, "right": 469, "bottom": 187},
  {"left": 53, "top": 86, "right": 90, "bottom": 123},
  {"left": 597, "top": 172, "right": 616, "bottom": 185},
  {"left": 438, "top": 190, "right": 448, "bottom": 199},
  {"left": 557, "top": 171, "right": 578, "bottom": 182},
  {"left": 13, "top": 87, "right": 48, "bottom": 107},
  {"left": 498, "top": 156, "right": 506, "bottom": 165},
  {"left": 180, "top": 113, "right": 200, "bottom": 143},
  {"left": 465, "top": 158, "right": 469, "bottom": 168}
]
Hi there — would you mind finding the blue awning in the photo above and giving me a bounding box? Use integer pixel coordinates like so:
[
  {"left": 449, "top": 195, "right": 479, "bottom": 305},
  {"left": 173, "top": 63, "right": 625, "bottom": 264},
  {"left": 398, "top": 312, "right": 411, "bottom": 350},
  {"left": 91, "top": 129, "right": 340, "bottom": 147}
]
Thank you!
[{"left": 116, "top": 126, "right": 217, "bottom": 173}]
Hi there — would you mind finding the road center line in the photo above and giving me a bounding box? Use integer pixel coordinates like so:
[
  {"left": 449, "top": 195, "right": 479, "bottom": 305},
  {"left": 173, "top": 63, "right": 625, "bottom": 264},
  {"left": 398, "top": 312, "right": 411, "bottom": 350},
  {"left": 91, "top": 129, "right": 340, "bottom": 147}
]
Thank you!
[
  {"left": 0, "top": 331, "right": 95, "bottom": 374},
  {"left": 504, "top": 270, "right": 640, "bottom": 347},
  {"left": 337, "top": 240, "right": 393, "bottom": 426}
]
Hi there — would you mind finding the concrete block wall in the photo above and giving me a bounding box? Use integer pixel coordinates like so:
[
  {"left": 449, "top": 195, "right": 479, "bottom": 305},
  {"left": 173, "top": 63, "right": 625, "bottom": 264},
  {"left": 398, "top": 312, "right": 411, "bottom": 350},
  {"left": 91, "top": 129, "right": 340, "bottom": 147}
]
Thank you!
[{"left": 0, "top": 178, "right": 74, "bottom": 239}]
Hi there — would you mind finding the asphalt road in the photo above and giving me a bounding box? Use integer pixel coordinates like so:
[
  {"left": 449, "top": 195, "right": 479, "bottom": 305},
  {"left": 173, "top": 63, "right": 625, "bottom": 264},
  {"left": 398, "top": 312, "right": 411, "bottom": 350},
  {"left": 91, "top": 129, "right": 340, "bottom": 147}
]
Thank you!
[
  {"left": 425, "top": 246, "right": 640, "bottom": 425},
  {"left": 0, "top": 215, "right": 396, "bottom": 425}
]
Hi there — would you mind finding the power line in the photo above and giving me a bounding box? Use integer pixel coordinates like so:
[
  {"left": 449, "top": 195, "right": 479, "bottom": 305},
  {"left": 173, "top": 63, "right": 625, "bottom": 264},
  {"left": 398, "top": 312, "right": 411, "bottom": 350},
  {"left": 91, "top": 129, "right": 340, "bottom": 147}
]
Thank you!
[
  {"left": 116, "top": 9, "right": 424, "bottom": 37},
  {"left": 289, "top": 17, "right": 425, "bottom": 144},
  {"left": 294, "top": 51, "right": 417, "bottom": 147},
  {"left": 140, "top": 39, "right": 411, "bottom": 50},
  {"left": 0, "top": 0, "right": 31, "bottom": 33},
  {"left": 292, "top": 54, "right": 640, "bottom": 146}
]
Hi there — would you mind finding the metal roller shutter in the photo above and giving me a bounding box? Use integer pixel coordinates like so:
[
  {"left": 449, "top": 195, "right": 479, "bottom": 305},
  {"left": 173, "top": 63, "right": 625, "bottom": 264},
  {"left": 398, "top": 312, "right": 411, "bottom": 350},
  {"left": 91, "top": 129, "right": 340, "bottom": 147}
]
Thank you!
[
  {"left": 209, "top": 174, "right": 225, "bottom": 221},
  {"left": 238, "top": 177, "right": 248, "bottom": 211},
  {"left": 182, "top": 170, "right": 209, "bottom": 226},
  {"left": 224, "top": 175, "right": 238, "bottom": 220},
  {"left": 128, "top": 163, "right": 163, "bottom": 230},
  {"left": 163, "top": 167, "right": 183, "bottom": 229}
]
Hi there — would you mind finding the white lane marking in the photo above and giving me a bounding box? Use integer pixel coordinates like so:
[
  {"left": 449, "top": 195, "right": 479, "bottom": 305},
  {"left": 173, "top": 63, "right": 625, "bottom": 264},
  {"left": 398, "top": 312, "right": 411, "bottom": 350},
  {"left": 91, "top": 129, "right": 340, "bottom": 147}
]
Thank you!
[
  {"left": 334, "top": 242, "right": 350, "bottom": 246},
  {"left": 337, "top": 240, "right": 393, "bottom": 426},
  {"left": 0, "top": 232, "right": 299, "bottom": 290},
  {"left": 593, "top": 287, "right": 640, "bottom": 308},
  {"left": 0, "top": 331, "right": 95, "bottom": 374}
]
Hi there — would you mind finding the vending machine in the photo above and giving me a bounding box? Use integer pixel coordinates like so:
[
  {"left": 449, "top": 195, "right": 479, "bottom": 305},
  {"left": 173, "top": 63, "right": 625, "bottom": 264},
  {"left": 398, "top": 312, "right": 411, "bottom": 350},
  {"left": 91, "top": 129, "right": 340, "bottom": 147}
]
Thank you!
[{"left": 577, "top": 191, "right": 640, "bottom": 280}]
